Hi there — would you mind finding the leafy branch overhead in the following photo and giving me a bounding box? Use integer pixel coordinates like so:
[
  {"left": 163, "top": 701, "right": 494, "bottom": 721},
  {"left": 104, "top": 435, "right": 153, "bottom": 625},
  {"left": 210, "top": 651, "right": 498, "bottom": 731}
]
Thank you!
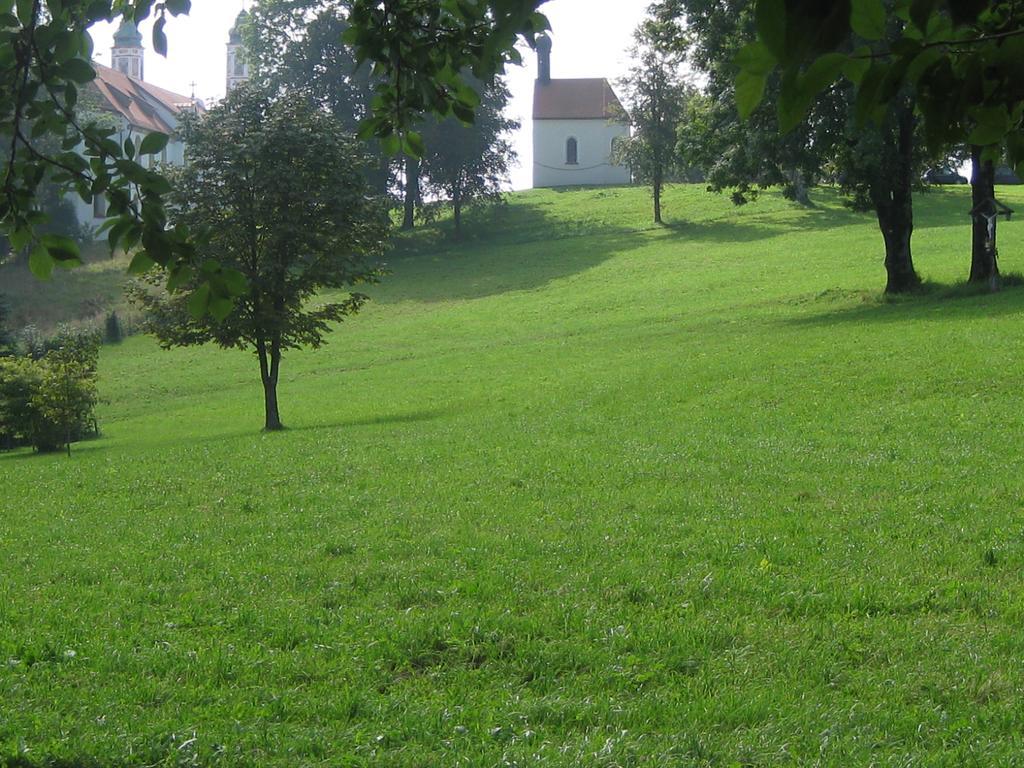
[
  {"left": 343, "top": 0, "right": 548, "bottom": 156},
  {"left": 2, "top": 0, "right": 547, "bottom": 320},
  {"left": 0, "top": 0, "right": 231, "bottom": 293},
  {"left": 736, "top": 0, "right": 1024, "bottom": 164}
]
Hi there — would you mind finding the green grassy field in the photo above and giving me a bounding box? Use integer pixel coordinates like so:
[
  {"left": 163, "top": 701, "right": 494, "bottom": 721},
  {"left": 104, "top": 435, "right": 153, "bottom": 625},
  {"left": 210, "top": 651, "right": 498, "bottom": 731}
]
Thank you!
[
  {"left": 0, "top": 244, "right": 133, "bottom": 334},
  {"left": 4, "top": 184, "right": 1024, "bottom": 766}
]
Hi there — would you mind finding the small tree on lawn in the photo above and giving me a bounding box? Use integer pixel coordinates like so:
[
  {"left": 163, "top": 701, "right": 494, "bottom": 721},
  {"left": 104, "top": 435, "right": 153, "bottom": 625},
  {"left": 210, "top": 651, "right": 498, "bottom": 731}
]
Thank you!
[
  {"left": 419, "top": 78, "right": 518, "bottom": 237},
  {"left": 130, "top": 86, "right": 390, "bottom": 432},
  {"left": 614, "top": 19, "right": 690, "bottom": 224}
]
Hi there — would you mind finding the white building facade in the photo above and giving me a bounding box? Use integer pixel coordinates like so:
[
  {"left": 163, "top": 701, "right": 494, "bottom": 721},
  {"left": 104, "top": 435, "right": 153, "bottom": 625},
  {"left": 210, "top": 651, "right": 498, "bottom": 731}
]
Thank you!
[
  {"left": 71, "top": 15, "right": 249, "bottom": 234},
  {"left": 532, "top": 34, "right": 631, "bottom": 189}
]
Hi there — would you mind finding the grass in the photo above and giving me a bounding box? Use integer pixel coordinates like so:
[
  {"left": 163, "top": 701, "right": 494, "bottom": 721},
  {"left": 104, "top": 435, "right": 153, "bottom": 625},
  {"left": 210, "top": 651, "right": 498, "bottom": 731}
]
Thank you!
[
  {"left": 4, "top": 184, "right": 1024, "bottom": 766},
  {"left": 0, "top": 244, "right": 133, "bottom": 334}
]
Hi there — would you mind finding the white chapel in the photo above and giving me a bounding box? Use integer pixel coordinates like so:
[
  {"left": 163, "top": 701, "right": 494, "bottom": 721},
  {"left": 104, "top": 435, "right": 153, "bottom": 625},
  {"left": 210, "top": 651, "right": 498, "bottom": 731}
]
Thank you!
[{"left": 532, "top": 33, "right": 631, "bottom": 188}]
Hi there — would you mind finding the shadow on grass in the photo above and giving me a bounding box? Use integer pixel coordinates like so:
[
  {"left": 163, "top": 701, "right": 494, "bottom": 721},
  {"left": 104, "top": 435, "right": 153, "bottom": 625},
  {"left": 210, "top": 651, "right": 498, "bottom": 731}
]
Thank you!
[
  {"left": 0, "top": 440, "right": 107, "bottom": 464},
  {"left": 785, "top": 275, "right": 1024, "bottom": 327},
  {"left": 376, "top": 185, "right": 1008, "bottom": 306},
  {"left": 285, "top": 408, "right": 450, "bottom": 432},
  {"left": 377, "top": 196, "right": 863, "bottom": 305}
]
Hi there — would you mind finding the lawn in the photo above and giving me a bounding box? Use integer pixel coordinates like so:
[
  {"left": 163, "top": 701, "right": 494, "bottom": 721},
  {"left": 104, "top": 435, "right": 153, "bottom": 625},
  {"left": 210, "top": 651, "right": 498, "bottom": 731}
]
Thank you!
[
  {"left": 4, "top": 184, "right": 1024, "bottom": 766},
  {"left": 0, "top": 244, "right": 133, "bottom": 334}
]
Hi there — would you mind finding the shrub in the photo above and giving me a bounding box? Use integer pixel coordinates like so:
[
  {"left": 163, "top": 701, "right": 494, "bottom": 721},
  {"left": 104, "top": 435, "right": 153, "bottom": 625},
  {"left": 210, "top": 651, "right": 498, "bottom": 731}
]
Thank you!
[
  {"left": 0, "top": 357, "right": 40, "bottom": 450},
  {"left": 0, "top": 327, "right": 100, "bottom": 454}
]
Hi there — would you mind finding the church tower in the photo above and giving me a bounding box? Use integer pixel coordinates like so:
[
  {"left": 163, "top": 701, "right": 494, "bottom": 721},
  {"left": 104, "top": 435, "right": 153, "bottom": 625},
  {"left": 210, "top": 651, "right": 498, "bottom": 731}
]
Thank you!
[
  {"left": 226, "top": 10, "right": 251, "bottom": 93},
  {"left": 112, "top": 20, "right": 144, "bottom": 80},
  {"left": 536, "top": 33, "right": 552, "bottom": 84}
]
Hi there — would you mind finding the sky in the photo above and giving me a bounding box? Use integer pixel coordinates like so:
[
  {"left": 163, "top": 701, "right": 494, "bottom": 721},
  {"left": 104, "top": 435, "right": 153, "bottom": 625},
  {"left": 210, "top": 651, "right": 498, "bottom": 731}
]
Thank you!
[{"left": 87, "top": 0, "right": 652, "bottom": 190}]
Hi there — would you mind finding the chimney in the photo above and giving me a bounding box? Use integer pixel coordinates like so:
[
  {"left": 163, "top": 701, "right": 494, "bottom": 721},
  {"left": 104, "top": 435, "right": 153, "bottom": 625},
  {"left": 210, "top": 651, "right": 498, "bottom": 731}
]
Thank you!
[{"left": 537, "top": 33, "right": 552, "bottom": 84}]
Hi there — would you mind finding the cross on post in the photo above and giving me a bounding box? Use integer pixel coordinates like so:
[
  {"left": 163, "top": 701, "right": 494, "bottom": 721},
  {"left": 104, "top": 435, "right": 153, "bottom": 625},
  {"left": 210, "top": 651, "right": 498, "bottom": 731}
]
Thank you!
[{"left": 969, "top": 196, "right": 1014, "bottom": 292}]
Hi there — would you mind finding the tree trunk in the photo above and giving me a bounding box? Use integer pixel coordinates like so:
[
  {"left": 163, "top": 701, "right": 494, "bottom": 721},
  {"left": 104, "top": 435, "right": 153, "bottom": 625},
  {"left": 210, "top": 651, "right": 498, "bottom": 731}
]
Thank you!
[
  {"left": 653, "top": 174, "right": 663, "bottom": 224},
  {"left": 453, "top": 183, "right": 462, "bottom": 238},
  {"left": 786, "top": 168, "right": 811, "bottom": 206},
  {"left": 969, "top": 145, "right": 1000, "bottom": 289},
  {"left": 874, "top": 98, "right": 920, "bottom": 294},
  {"left": 257, "top": 337, "right": 284, "bottom": 431},
  {"left": 402, "top": 157, "right": 420, "bottom": 231}
]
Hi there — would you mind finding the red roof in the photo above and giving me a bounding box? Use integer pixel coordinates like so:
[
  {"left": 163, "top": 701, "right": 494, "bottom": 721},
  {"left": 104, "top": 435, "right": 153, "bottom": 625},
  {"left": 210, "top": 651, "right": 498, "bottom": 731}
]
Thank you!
[
  {"left": 533, "top": 78, "right": 627, "bottom": 121},
  {"left": 89, "top": 63, "right": 202, "bottom": 134}
]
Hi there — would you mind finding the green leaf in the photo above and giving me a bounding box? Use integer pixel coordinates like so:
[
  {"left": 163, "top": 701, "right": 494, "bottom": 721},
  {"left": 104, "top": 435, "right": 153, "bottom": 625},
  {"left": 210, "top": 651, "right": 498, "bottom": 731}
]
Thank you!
[
  {"left": 736, "top": 70, "right": 767, "bottom": 120},
  {"left": 40, "top": 234, "right": 80, "bottom": 264},
  {"left": 139, "top": 132, "right": 169, "bottom": 155},
  {"left": 801, "top": 53, "right": 847, "bottom": 97},
  {"left": 221, "top": 268, "right": 248, "bottom": 296},
  {"left": 187, "top": 283, "right": 211, "bottom": 319},
  {"left": 404, "top": 130, "right": 425, "bottom": 158},
  {"left": 843, "top": 48, "right": 871, "bottom": 84},
  {"left": 153, "top": 17, "right": 168, "bottom": 57},
  {"left": 128, "top": 251, "right": 156, "bottom": 275},
  {"left": 28, "top": 245, "right": 54, "bottom": 280},
  {"left": 735, "top": 41, "right": 776, "bottom": 76},
  {"left": 755, "top": 0, "right": 786, "bottom": 61},
  {"left": 968, "top": 105, "right": 1010, "bottom": 146},
  {"left": 208, "top": 296, "right": 234, "bottom": 321},
  {"left": 777, "top": 71, "right": 809, "bottom": 133},
  {"left": 910, "top": 0, "right": 939, "bottom": 33},
  {"left": 380, "top": 133, "right": 401, "bottom": 155},
  {"left": 851, "top": 0, "right": 887, "bottom": 40},
  {"left": 61, "top": 57, "right": 96, "bottom": 83}
]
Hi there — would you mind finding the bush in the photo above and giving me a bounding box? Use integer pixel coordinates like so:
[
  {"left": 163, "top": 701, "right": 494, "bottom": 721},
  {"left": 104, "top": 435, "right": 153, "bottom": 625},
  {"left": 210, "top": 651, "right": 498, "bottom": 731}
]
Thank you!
[{"left": 0, "top": 327, "right": 100, "bottom": 454}]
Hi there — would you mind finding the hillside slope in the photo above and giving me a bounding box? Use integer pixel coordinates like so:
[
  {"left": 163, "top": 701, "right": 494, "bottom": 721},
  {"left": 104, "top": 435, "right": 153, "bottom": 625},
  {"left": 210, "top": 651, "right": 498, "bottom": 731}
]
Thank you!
[{"left": 4, "top": 185, "right": 1024, "bottom": 766}]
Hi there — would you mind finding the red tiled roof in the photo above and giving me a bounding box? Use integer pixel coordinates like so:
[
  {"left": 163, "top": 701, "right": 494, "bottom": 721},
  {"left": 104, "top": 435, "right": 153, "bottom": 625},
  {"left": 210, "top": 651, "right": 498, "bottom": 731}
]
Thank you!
[
  {"left": 533, "top": 78, "right": 627, "bottom": 121},
  {"left": 89, "top": 63, "right": 201, "bottom": 133}
]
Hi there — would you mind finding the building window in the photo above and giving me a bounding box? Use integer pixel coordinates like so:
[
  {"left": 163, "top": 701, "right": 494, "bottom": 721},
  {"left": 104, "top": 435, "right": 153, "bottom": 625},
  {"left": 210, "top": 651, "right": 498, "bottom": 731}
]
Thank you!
[{"left": 566, "top": 137, "right": 578, "bottom": 165}]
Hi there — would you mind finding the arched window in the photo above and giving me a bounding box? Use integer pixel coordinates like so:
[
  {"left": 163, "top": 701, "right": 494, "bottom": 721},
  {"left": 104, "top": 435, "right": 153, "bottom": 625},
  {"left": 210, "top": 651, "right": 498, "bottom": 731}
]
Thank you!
[{"left": 566, "top": 137, "right": 578, "bottom": 165}]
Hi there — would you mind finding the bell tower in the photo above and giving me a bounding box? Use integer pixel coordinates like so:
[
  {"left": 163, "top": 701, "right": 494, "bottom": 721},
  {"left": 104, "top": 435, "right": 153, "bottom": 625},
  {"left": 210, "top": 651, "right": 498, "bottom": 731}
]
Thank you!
[
  {"left": 112, "top": 20, "right": 144, "bottom": 80},
  {"left": 227, "top": 10, "right": 251, "bottom": 92},
  {"left": 536, "top": 33, "right": 552, "bottom": 84}
]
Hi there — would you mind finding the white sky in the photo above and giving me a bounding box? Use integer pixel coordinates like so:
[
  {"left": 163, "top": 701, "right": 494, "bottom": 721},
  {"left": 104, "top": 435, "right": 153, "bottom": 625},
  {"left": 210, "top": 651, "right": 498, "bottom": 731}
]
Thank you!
[{"left": 87, "top": 0, "right": 652, "bottom": 190}]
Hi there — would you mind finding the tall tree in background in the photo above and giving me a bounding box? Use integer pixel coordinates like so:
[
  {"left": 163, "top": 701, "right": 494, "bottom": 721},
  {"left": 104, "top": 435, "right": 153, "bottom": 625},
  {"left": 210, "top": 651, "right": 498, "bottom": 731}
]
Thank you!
[
  {"left": 2, "top": 0, "right": 546, "bottom": 302},
  {"left": 130, "top": 87, "right": 389, "bottom": 431},
  {"left": 655, "top": 0, "right": 842, "bottom": 206},
  {"left": 247, "top": 0, "right": 394, "bottom": 196},
  {"left": 614, "top": 18, "right": 690, "bottom": 224},
  {"left": 657, "top": 0, "right": 928, "bottom": 292},
  {"left": 419, "top": 79, "right": 518, "bottom": 237},
  {"left": 737, "top": 0, "right": 1024, "bottom": 290}
]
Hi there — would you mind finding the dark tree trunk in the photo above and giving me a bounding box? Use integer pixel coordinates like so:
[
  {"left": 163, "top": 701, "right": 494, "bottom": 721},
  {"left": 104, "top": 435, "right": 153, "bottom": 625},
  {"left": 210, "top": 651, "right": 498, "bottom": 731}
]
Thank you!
[
  {"left": 453, "top": 182, "right": 462, "bottom": 238},
  {"left": 402, "top": 157, "right": 420, "bottom": 231},
  {"left": 786, "top": 168, "right": 812, "bottom": 206},
  {"left": 969, "top": 145, "right": 1000, "bottom": 289},
  {"left": 653, "top": 173, "right": 663, "bottom": 224},
  {"left": 874, "top": 98, "right": 920, "bottom": 294},
  {"left": 257, "top": 336, "right": 284, "bottom": 431}
]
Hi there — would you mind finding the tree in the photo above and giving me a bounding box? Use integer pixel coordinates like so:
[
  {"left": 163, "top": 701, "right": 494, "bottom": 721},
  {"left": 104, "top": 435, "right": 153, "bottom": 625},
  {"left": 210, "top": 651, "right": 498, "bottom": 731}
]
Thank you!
[
  {"left": 130, "top": 86, "right": 389, "bottom": 432},
  {"left": 654, "top": 0, "right": 844, "bottom": 206},
  {"left": 615, "top": 18, "right": 690, "bottom": 224},
  {"left": 419, "top": 78, "right": 518, "bottom": 236},
  {"left": 659, "top": 0, "right": 931, "bottom": 291},
  {"left": 736, "top": 0, "right": 1024, "bottom": 288},
  {"left": 247, "top": 0, "right": 395, "bottom": 196},
  {"left": 2, "top": 0, "right": 545, "bottom": 309}
]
